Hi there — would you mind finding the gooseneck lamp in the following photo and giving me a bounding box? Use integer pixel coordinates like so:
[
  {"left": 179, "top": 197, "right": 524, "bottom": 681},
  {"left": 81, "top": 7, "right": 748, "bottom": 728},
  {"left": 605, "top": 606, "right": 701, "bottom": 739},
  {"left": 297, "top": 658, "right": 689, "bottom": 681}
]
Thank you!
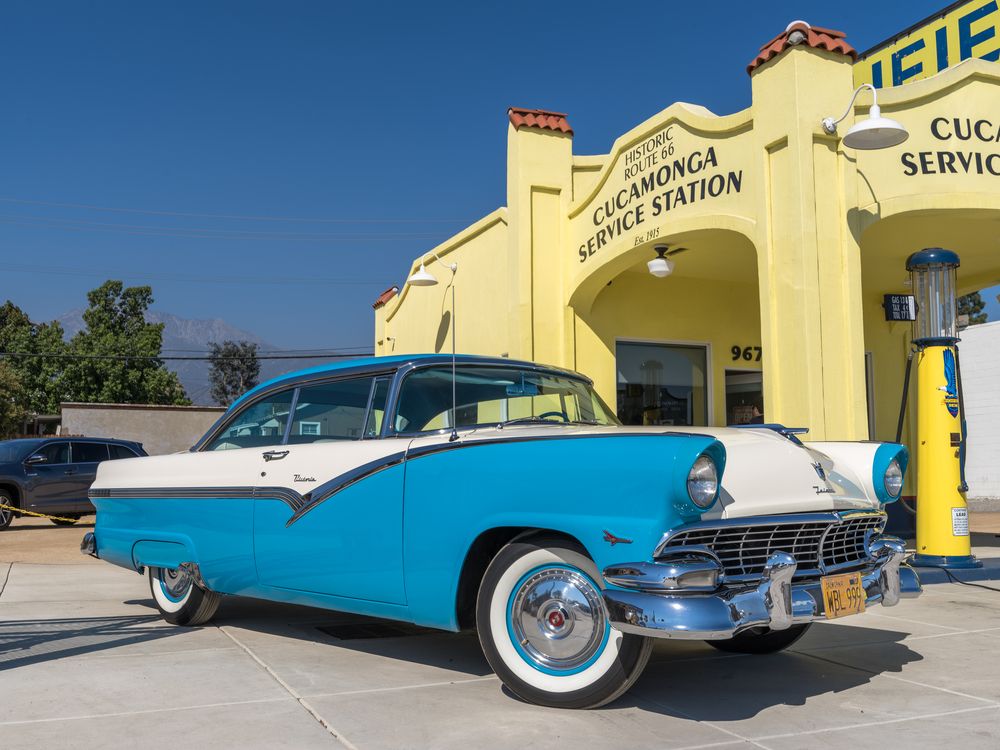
[
  {"left": 906, "top": 248, "right": 980, "bottom": 569},
  {"left": 822, "top": 83, "right": 909, "bottom": 150}
]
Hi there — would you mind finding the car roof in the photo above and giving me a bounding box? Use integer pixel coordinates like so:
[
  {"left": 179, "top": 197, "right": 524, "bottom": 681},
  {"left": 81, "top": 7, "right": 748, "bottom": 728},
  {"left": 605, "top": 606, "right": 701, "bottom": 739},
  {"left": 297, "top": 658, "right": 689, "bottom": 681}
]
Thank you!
[{"left": 230, "top": 354, "right": 589, "bottom": 411}]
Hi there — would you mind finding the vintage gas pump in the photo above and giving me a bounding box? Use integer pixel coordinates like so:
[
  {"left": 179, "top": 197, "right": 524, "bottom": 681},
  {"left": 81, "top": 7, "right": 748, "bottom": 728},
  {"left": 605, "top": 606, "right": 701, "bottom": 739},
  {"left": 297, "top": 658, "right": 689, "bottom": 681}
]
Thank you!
[{"left": 906, "top": 248, "right": 980, "bottom": 569}]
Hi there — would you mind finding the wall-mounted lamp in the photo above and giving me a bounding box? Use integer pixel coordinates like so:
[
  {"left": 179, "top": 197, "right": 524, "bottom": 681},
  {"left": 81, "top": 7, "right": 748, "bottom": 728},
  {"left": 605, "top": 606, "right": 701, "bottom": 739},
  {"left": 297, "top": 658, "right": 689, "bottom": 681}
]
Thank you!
[
  {"left": 408, "top": 254, "right": 457, "bottom": 286},
  {"left": 648, "top": 244, "right": 679, "bottom": 278},
  {"left": 821, "top": 83, "right": 908, "bottom": 150}
]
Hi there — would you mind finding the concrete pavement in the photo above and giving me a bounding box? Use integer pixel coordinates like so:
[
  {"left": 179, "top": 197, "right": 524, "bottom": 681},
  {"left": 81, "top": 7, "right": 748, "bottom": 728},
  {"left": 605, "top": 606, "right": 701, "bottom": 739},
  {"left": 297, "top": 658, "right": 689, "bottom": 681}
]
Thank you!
[{"left": 1, "top": 528, "right": 999, "bottom": 749}]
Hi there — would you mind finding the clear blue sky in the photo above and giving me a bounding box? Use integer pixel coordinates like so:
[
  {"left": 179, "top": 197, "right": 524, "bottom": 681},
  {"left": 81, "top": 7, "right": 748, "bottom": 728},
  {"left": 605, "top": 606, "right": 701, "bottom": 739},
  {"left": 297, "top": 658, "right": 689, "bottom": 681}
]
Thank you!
[{"left": 2, "top": 0, "right": 996, "bottom": 350}]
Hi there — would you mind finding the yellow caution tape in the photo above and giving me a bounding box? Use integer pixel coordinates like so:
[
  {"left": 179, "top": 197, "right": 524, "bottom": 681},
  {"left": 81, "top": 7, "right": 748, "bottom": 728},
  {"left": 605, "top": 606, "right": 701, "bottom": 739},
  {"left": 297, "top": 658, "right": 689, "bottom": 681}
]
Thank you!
[{"left": 0, "top": 501, "right": 83, "bottom": 524}]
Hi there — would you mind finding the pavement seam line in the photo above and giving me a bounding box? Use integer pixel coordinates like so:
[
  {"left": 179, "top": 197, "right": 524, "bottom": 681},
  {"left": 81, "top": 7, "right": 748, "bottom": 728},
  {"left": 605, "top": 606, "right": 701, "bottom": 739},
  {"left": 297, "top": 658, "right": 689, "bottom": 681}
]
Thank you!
[
  {"left": 218, "top": 625, "right": 360, "bottom": 750},
  {"left": 800, "top": 650, "right": 1000, "bottom": 706},
  {"left": 858, "top": 611, "right": 964, "bottom": 631},
  {"left": 752, "top": 703, "right": 1000, "bottom": 741},
  {"left": 304, "top": 675, "right": 498, "bottom": 699},
  {"left": 0, "top": 696, "right": 291, "bottom": 727},
  {"left": 0, "top": 562, "right": 12, "bottom": 599},
  {"left": 635, "top": 691, "right": 773, "bottom": 750}
]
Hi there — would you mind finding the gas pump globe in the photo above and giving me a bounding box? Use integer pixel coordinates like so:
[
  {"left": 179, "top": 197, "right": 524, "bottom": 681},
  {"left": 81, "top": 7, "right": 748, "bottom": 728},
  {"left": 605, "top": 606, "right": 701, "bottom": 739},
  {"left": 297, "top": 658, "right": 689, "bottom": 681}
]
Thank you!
[
  {"left": 910, "top": 249, "right": 959, "bottom": 344},
  {"left": 906, "top": 248, "right": 980, "bottom": 569}
]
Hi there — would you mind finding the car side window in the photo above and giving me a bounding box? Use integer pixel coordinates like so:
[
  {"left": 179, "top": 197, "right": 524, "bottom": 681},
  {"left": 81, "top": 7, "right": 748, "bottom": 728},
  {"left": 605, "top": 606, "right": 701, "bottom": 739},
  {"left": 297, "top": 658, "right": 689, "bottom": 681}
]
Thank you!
[
  {"left": 109, "top": 444, "right": 139, "bottom": 460},
  {"left": 72, "top": 442, "right": 110, "bottom": 463},
  {"left": 205, "top": 389, "right": 295, "bottom": 451},
  {"left": 288, "top": 377, "right": 374, "bottom": 444},
  {"left": 363, "top": 377, "right": 391, "bottom": 438},
  {"left": 34, "top": 442, "right": 69, "bottom": 464}
]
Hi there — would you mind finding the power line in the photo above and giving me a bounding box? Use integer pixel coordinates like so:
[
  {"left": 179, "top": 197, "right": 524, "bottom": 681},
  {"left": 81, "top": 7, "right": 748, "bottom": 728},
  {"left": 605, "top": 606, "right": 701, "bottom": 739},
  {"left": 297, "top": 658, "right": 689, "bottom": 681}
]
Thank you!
[
  {"left": 0, "top": 262, "right": 390, "bottom": 286},
  {"left": 0, "top": 196, "right": 468, "bottom": 224},
  {"left": 0, "top": 351, "right": 373, "bottom": 362},
  {"left": 0, "top": 215, "right": 448, "bottom": 242}
]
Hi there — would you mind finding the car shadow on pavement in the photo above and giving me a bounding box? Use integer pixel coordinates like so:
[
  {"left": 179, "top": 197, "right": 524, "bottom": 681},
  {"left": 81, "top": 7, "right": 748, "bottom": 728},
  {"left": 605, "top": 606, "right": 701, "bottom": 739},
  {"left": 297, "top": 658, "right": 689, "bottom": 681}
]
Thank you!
[
  {"left": 211, "top": 595, "right": 494, "bottom": 676},
  {"left": 614, "top": 622, "right": 923, "bottom": 719},
  {"left": 0, "top": 614, "right": 182, "bottom": 671}
]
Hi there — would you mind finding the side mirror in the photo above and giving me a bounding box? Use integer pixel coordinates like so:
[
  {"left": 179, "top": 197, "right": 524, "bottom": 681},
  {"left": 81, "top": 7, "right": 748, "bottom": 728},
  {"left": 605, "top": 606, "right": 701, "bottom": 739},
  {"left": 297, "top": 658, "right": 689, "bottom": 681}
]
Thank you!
[{"left": 24, "top": 454, "right": 47, "bottom": 465}]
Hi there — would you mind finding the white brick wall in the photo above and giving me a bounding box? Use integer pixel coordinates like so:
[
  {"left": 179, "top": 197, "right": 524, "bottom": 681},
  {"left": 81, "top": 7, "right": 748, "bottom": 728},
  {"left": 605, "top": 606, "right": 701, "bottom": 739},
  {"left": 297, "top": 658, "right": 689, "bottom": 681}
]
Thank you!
[{"left": 959, "top": 321, "right": 1000, "bottom": 500}]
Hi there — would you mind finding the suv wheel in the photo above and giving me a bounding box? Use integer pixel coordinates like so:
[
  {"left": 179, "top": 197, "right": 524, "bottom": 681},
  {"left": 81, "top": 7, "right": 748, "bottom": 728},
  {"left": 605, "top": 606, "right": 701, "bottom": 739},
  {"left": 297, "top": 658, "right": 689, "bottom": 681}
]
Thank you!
[{"left": 0, "top": 490, "right": 16, "bottom": 530}]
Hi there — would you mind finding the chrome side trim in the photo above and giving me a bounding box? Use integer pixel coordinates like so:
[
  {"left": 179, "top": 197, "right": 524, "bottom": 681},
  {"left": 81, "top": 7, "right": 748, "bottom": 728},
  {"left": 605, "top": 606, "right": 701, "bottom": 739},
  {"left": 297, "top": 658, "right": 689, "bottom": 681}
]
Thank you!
[
  {"left": 285, "top": 451, "right": 408, "bottom": 526},
  {"left": 286, "top": 432, "right": 702, "bottom": 525},
  {"left": 88, "top": 486, "right": 306, "bottom": 511}
]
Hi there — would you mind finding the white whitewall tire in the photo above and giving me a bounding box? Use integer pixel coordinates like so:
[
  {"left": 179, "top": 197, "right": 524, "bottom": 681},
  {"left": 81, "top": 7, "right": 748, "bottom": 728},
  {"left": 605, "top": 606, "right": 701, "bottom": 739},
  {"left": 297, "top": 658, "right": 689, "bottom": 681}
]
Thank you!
[
  {"left": 476, "top": 537, "right": 652, "bottom": 709},
  {"left": 149, "top": 567, "right": 221, "bottom": 626}
]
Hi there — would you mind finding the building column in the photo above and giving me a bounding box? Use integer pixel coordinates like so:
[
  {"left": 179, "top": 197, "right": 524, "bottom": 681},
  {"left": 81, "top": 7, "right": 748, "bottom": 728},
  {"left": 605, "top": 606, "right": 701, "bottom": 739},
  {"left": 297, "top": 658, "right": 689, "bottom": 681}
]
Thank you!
[
  {"left": 749, "top": 27, "right": 869, "bottom": 440},
  {"left": 505, "top": 108, "right": 575, "bottom": 367}
]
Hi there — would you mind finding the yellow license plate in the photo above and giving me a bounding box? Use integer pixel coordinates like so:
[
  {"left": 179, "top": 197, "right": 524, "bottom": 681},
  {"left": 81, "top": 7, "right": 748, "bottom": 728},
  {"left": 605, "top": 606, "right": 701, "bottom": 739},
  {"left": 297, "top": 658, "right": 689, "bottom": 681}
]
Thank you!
[{"left": 820, "top": 572, "right": 866, "bottom": 619}]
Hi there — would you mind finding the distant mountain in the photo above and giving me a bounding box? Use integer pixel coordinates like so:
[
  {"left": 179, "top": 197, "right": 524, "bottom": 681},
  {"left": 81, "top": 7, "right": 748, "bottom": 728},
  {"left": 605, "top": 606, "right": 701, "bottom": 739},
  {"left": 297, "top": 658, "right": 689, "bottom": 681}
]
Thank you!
[{"left": 55, "top": 310, "right": 339, "bottom": 405}]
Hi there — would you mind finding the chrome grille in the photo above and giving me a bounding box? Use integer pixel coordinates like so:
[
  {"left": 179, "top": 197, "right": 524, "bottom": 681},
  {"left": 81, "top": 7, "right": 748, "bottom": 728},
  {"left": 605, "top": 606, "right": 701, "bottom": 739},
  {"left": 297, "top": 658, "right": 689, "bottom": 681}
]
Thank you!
[{"left": 658, "top": 513, "right": 886, "bottom": 581}]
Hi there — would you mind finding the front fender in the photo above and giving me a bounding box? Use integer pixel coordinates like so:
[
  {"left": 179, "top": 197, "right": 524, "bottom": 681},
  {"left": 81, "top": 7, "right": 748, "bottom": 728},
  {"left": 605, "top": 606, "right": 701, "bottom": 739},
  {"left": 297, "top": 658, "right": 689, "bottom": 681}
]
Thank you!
[{"left": 401, "top": 433, "right": 724, "bottom": 629}]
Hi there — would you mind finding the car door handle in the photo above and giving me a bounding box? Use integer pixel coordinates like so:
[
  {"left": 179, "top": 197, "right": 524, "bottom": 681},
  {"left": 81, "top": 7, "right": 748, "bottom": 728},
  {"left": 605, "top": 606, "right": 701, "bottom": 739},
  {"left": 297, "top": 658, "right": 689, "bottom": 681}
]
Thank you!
[
  {"left": 262, "top": 450, "right": 289, "bottom": 462},
  {"left": 63, "top": 469, "right": 77, "bottom": 475}
]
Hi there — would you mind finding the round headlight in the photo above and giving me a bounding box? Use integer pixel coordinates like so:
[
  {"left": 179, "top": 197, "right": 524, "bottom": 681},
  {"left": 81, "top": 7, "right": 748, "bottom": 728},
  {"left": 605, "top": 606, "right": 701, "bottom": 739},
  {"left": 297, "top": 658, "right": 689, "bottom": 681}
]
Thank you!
[
  {"left": 687, "top": 455, "right": 718, "bottom": 509},
  {"left": 884, "top": 458, "right": 903, "bottom": 498}
]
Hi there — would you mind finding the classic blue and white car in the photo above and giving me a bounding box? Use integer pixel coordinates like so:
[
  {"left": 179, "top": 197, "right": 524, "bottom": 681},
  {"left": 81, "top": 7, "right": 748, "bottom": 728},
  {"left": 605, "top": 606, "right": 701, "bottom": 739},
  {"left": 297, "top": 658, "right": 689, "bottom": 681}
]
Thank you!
[{"left": 84, "top": 354, "right": 921, "bottom": 708}]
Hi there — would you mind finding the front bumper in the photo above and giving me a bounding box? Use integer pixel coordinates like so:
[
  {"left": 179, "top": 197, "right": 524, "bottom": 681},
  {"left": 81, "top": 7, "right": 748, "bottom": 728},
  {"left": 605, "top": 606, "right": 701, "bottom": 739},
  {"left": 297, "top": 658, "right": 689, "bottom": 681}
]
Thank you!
[{"left": 603, "top": 536, "right": 921, "bottom": 640}]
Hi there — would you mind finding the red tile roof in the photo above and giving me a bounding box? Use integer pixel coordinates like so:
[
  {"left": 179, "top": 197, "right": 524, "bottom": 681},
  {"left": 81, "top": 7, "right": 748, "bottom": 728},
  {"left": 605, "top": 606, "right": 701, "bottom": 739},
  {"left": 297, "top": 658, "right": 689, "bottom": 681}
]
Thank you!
[
  {"left": 372, "top": 285, "right": 399, "bottom": 310},
  {"left": 748, "top": 21, "right": 856, "bottom": 75},
  {"left": 508, "top": 107, "right": 573, "bottom": 136}
]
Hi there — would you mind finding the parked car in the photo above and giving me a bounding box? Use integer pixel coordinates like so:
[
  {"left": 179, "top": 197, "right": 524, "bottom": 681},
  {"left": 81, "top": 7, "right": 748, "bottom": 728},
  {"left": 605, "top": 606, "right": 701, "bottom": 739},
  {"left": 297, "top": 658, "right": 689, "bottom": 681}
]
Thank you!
[
  {"left": 0, "top": 437, "right": 146, "bottom": 529},
  {"left": 84, "top": 355, "right": 920, "bottom": 708}
]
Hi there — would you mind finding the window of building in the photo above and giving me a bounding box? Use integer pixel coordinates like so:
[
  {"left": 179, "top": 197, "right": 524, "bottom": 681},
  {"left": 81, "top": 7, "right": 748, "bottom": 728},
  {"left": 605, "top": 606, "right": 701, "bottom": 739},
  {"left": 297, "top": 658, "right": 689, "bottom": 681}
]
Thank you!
[
  {"left": 725, "top": 370, "right": 764, "bottom": 425},
  {"left": 616, "top": 342, "right": 709, "bottom": 426}
]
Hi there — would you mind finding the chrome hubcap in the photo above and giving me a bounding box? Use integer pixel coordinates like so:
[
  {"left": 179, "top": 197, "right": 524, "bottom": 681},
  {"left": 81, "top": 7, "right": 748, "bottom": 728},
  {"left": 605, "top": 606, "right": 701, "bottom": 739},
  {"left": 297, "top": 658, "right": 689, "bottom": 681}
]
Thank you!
[
  {"left": 510, "top": 567, "right": 607, "bottom": 671},
  {"left": 160, "top": 567, "right": 191, "bottom": 598}
]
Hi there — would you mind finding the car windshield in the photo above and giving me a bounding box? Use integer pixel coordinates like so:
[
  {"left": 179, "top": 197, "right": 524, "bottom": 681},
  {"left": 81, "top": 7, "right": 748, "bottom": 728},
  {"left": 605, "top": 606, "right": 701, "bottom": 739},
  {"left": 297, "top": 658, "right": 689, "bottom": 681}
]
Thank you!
[
  {"left": 393, "top": 366, "right": 620, "bottom": 434},
  {"left": 0, "top": 440, "right": 41, "bottom": 463}
]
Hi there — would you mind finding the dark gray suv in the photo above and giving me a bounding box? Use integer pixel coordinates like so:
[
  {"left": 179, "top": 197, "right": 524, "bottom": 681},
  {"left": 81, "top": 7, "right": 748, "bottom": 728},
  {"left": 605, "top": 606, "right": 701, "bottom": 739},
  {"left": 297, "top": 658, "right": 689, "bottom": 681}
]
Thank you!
[{"left": 0, "top": 437, "right": 146, "bottom": 529}]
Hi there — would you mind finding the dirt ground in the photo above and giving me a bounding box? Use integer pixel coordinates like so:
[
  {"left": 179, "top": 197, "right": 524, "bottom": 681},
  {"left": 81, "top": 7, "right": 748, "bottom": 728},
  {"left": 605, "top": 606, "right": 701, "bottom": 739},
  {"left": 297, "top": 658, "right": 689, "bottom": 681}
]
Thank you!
[{"left": 1, "top": 516, "right": 101, "bottom": 565}]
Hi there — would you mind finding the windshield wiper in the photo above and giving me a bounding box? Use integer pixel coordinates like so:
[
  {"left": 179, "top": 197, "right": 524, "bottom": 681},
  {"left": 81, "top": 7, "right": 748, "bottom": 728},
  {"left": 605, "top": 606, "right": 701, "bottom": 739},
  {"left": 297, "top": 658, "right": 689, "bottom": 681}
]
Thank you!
[{"left": 497, "top": 416, "right": 566, "bottom": 429}]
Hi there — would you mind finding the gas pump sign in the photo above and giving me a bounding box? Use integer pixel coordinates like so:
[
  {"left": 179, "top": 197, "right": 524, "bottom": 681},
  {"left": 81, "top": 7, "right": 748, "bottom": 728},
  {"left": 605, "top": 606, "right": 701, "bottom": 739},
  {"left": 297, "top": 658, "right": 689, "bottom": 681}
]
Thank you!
[{"left": 883, "top": 294, "right": 917, "bottom": 321}]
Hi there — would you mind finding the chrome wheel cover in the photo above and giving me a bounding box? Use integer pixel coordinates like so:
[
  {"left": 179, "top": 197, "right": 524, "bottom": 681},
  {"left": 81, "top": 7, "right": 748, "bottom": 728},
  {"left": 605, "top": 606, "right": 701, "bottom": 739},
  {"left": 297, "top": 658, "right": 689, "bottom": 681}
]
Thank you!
[
  {"left": 0, "top": 504, "right": 11, "bottom": 526},
  {"left": 159, "top": 567, "right": 192, "bottom": 600},
  {"left": 509, "top": 567, "right": 608, "bottom": 672}
]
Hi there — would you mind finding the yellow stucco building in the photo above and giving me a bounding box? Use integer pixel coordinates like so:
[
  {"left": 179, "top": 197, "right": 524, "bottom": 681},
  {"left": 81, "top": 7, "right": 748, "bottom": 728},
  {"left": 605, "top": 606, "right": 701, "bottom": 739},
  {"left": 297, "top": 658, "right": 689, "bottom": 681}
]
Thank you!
[{"left": 373, "top": 19, "right": 1000, "bottom": 470}]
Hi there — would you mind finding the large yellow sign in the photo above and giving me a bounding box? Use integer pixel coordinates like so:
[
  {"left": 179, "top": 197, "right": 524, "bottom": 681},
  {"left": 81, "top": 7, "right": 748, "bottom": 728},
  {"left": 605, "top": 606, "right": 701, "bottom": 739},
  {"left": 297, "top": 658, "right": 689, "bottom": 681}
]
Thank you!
[{"left": 855, "top": 0, "right": 1000, "bottom": 88}]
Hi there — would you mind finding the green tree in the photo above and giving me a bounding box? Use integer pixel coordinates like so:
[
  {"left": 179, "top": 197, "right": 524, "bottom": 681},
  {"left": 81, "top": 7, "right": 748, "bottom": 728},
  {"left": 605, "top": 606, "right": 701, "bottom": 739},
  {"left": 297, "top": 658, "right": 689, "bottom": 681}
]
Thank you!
[
  {"left": 62, "top": 281, "right": 190, "bottom": 405},
  {"left": 0, "top": 301, "right": 68, "bottom": 413},
  {"left": 0, "top": 362, "right": 27, "bottom": 437},
  {"left": 208, "top": 340, "right": 260, "bottom": 406},
  {"left": 958, "top": 292, "right": 988, "bottom": 326}
]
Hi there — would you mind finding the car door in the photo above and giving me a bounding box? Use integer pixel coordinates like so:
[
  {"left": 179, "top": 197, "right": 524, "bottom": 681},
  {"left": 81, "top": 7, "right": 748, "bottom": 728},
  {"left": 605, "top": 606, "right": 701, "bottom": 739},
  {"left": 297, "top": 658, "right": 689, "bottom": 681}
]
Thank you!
[
  {"left": 23, "top": 441, "right": 76, "bottom": 510},
  {"left": 252, "top": 375, "right": 407, "bottom": 604},
  {"left": 69, "top": 442, "right": 109, "bottom": 510}
]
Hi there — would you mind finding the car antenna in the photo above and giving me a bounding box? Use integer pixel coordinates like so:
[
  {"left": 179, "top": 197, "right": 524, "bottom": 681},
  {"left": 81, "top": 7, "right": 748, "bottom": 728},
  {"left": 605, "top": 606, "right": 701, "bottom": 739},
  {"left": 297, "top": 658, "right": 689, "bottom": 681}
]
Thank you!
[{"left": 406, "top": 252, "right": 460, "bottom": 442}]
